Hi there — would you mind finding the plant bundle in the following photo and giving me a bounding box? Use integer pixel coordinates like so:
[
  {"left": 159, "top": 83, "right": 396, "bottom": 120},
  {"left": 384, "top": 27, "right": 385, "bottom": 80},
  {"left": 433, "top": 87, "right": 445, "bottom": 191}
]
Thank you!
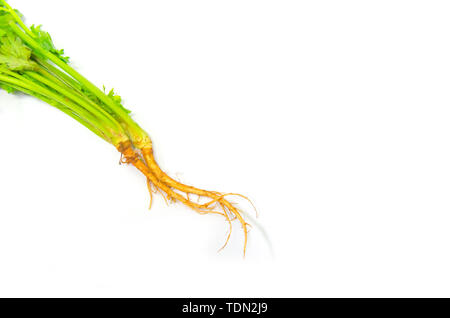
[{"left": 0, "top": 0, "right": 254, "bottom": 255}]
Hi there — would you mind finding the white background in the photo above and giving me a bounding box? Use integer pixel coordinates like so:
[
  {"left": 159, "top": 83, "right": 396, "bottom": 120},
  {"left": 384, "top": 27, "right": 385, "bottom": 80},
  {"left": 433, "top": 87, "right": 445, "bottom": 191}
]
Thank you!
[{"left": 1, "top": 0, "right": 450, "bottom": 297}]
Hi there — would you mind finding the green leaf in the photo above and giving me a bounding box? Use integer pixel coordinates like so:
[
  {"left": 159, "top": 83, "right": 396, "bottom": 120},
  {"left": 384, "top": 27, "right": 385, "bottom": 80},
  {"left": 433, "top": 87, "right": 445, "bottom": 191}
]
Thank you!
[
  {"left": 30, "top": 24, "right": 69, "bottom": 63},
  {"left": 0, "top": 54, "right": 35, "bottom": 70},
  {"left": 0, "top": 12, "right": 14, "bottom": 28},
  {"left": 0, "top": 32, "right": 30, "bottom": 58},
  {"left": 0, "top": 32, "right": 37, "bottom": 70},
  {"left": 108, "top": 88, "right": 131, "bottom": 114},
  {"left": 13, "top": 9, "right": 22, "bottom": 18}
]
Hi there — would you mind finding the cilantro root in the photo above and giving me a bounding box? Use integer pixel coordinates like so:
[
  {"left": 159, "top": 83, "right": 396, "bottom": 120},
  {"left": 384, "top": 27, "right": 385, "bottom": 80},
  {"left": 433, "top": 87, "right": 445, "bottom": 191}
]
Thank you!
[{"left": 0, "top": 0, "right": 254, "bottom": 256}]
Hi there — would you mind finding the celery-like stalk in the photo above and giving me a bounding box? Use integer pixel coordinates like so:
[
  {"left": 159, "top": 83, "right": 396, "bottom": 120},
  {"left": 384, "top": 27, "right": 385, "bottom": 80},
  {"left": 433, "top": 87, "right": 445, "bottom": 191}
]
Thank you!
[{"left": 0, "top": 0, "right": 254, "bottom": 256}]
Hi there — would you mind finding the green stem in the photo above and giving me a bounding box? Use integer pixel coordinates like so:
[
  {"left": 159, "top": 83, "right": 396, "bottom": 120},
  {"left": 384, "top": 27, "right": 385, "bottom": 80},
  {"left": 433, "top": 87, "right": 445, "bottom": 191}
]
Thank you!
[
  {"left": 27, "top": 69, "right": 125, "bottom": 135},
  {"left": 33, "top": 59, "right": 112, "bottom": 122},
  {"left": 34, "top": 65, "right": 117, "bottom": 128},
  {"left": 0, "top": 78, "right": 108, "bottom": 141},
  {"left": 35, "top": 58, "right": 83, "bottom": 92},
  {"left": 0, "top": 72, "right": 120, "bottom": 143},
  {"left": 6, "top": 81, "right": 109, "bottom": 141}
]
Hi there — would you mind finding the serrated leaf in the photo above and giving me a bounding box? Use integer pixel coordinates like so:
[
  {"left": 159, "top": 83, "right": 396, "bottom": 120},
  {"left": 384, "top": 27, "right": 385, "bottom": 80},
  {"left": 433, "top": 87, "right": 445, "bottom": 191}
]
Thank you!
[
  {"left": 30, "top": 24, "right": 69, "bottom": 64},
  {"left": 0, "top": 32, "right": 37, "bottom": 70},
  {"left": 0, "top": 54, "right": 35, "bottom": 70},
  {"left": 108, "top": 88, "right": 131, "bottom": 114}
]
